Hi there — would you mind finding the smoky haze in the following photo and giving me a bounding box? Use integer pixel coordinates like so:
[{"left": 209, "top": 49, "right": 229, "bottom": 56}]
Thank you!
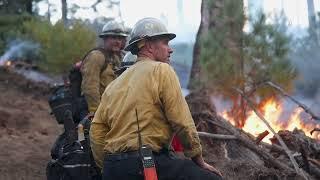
[
  {"left": 290, "top": 40, "right": 320, "bottom": 100},
  {"left": 0, "top": 39, "right": 59, "bottom": 84},
  {"left": 0, "top": 39, "right": 40, "bottom": 65},
  {"left": 289, "top": 32, "right": 320, "bottom": 117}
]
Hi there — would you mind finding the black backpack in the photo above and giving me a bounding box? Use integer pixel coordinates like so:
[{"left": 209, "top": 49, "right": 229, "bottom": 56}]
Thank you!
[
  {"left": 46, "top": 48, "right": 110, "bottom": 180},
  {"left": 49, "top": 48, "right": 110, "bottom": 124},
  {"left": 46, "top": 111, "right": 101, "bottom": 180}
]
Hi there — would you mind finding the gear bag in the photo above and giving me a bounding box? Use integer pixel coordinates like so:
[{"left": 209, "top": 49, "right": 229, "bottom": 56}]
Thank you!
[
  {"left": 46, "top": 141, "right": 93, "bottom": 180},
  {"left": 48, "top": 48, "right": 110, "bottom": 124},
  {"left": 46, "top": 111, "right": 101, "bottom": 180}
]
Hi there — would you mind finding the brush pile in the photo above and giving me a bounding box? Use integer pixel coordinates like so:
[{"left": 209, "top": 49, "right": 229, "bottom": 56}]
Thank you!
[{"left": 186, "top": 90, "right": 320, "bottom": 180}]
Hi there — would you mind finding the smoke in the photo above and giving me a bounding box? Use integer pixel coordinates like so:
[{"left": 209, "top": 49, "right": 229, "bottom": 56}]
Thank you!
[
  {"left": 0, "top": 39, "right": 40, "bottom": 65},
  {"left": 0, "top": 39, "right": 60, "bottom": 84},
  {"left": 14, "top": 69, "right": 58, "bottom": 84},
  {"left": 290, "top": 42, "right": 320, "bottom": 99}
]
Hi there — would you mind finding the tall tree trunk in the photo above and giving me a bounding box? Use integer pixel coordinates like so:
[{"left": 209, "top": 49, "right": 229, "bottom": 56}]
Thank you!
[
  {"left": 61, "top": 0, "right": 67, "bottom": 26},
  {"left": 47, "top": 0, "right": 51, "bottom": 22},
  {"left": 189, "top": 0, "right": 222, "bottom": 89},
  {"left": 25, "top": 0, "right": 33, "bottom": 14},
  {"left": 307, "top": 0, "right": 315, "bottom": 27},
  {"left": 225, "top": 1, "right": 245, "bottom": 127},
  {"left": 190, "top": 0, "right": 246, "bottom": 127}
]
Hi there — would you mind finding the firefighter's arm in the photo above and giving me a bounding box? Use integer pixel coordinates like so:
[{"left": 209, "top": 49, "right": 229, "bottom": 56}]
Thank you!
[
  {"left": 89, "top": 99, "right": 110, "bottom": 169},
  {"left": 157, "top": 63, "right": 202, "bottom": 158},
  {"left": 81, "top": 51, "right": 105, "bottom": 113}
]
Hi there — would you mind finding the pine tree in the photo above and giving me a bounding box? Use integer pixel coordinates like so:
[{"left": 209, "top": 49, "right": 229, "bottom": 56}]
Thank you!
[{"left": 191, "top": 0, "right": 297, "bottom": 127}]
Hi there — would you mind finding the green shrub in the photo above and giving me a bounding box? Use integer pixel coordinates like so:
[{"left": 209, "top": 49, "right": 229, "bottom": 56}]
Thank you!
[{"left": 23, "top": 19, "right": 96, "bottom": 73}]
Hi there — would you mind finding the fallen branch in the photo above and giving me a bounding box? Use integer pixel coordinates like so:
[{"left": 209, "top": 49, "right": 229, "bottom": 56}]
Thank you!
[
  {"left": 308, "top": 158, "right": 320, "bottom": 168},
  {"left": 198, "top": 132, "right": 237, "bottom": 140},
  {"left": 255, "top": 130, "right": 269, "bottom": 144},
  {"left": 263, "top": 143, "right": 320, "bottom": 179},
  {"left": 201, "top": 118, "right": 234, "bottom": 134},
  {"left": 267, "top": 81, "right": 320, "bottom": 121},
  {"left": 310, "top": 128, "right": 320, "bottom": 135},
  {"left": 205, "top": 118, "right": 297, "bottom": 174},
  {"left": 309, "top": 162, "right": 320, "bottom": 179},
  {"left": 233, "top": 87, "right": 309, "bottom": 180}
]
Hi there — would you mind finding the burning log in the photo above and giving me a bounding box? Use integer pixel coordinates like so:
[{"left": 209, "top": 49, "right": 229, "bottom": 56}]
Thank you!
[
  {"left": 311, "top": 128, "right": 320, "bottom": 135},
  {"left": 255, "top": 130, "right": 270, "bottom": 144},
  {"left": 185, "top": 90, "right": 315, "bottom": 179},
  {"left": 233, "top": 87, "right": 309, "bottom": 180},
  {"left": 195, "top": 109, "right": 298, "bottom": 174}
]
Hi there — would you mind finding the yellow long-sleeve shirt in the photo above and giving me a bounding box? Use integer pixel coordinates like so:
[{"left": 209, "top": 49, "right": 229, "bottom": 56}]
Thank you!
[
  {"left": 90, "top": 57, "right": 202, "bottom": 168},
  {"left": 80, "top": 50, "right": 121, "bottom": 113}
]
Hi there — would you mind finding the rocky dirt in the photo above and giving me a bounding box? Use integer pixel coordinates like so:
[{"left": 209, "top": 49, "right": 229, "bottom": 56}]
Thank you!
[{"left": 0, "top": 67, "right": 61, "bottom": 180}]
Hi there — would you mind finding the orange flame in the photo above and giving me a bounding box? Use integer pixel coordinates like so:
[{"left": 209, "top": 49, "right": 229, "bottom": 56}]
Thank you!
[
  {"left": 221, "top": 98, "right": 320, "bottom": 143},
  {"left": 5, "top": 60, "right": 12, "bottom": 67}
]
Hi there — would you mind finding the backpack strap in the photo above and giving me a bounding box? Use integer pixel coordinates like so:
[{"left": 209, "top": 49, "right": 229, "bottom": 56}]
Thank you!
[{"left": 81, "top": 47, "right": 110, "bottom": 73}]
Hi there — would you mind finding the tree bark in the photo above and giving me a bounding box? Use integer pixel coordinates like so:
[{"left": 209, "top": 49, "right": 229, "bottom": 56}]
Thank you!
[
  {"left": 307, "top": 0, "right": 315, "bottom": 27},
  {"left": 61, "top": 0, "right": 68, "bottom": 26},
  {"left": 25, "top": 0, "right": 33, "bottom": 14},
  {"left": 189, "top": 0, "right": 210, "bottom": 89}
]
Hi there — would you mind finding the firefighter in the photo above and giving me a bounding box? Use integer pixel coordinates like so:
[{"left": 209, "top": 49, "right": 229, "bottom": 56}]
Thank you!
[
  {"left": 90, "top": 17, "right": 222, "bottom": 180},
  {"left": 81, "top": 20, "right": 128, "bottom": 117}
]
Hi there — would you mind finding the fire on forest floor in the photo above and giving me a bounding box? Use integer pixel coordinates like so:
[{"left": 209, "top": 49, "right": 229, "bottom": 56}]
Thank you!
[
  {"left": 186, "top": 90, "right": 320, "bottom": 180},
  {"left": 1, "top": 66, "right": 320, "bottom": 180},
  {"left": 220, "top": 97, "right": 320, "bottom": 143}
]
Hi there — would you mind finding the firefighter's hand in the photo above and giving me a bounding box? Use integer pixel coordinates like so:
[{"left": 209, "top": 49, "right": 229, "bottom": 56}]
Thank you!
[
  {"left": 80, "top": 112, "right": 95, "bottom": 132},
  {"left": 84, "top": 112, "right": 95, "bottom": 121},
  {"left": 192, "top": 155, "right": 222, "bottom": 177}
]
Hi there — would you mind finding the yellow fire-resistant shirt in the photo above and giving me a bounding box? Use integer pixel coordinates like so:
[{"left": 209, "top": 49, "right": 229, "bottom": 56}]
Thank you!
[
  {"left": 81, "top": 50, "right": 121, "bottom": 113},
  {"left": 90, "top": 57, "right": 202, "bottom": 168}
]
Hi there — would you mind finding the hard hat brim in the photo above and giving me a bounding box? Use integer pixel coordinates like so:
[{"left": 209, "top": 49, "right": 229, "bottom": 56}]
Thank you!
[
  {"left": 124, "top": 33, "right": 176, "bottom": 52},
  {"left": 99, "top": 32, "right": 128, "bottom": 38}
]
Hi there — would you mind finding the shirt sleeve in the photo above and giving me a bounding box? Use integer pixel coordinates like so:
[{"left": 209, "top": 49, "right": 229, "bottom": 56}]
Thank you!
[
  {"left": 81, "top": 51, "right": 106, "bottom": 113},
  {"left": 89, "top": 94, "right": 110, "bottom": 169},
  {"left": 157, "top": 63, "right": 202, "bottom": 158}
]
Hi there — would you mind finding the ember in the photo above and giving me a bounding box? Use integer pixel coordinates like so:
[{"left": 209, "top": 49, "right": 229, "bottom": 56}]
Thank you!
[{"left": 4, "top": 60, "right": 12, "bottom": 67}]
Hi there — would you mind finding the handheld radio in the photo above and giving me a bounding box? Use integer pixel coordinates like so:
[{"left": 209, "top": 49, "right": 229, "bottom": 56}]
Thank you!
[{"left": 135, "top": 109, "right": 158, "bottom": 180}]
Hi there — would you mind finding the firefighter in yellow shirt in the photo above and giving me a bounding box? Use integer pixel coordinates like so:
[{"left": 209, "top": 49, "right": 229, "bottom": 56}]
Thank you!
[
  {"left": 90, "top": 17, "right": 222, "bottom": 180},
  {"left": 81, "top": 20, "right": 128, "bottom": 115}
]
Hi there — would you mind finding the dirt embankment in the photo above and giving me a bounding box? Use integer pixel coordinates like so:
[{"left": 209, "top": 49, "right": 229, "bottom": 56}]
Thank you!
[{"left": 0, "top": 68, "right": 61, "bottom": 180}]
